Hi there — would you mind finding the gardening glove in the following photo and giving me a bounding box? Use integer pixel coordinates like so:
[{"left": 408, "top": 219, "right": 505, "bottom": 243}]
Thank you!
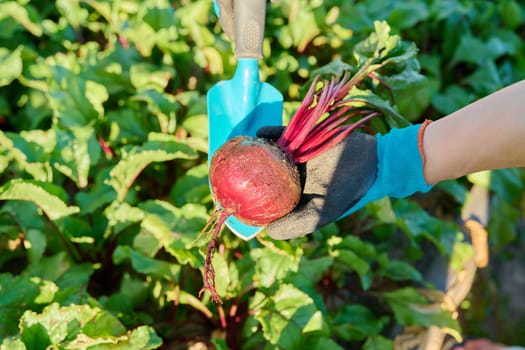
[{"left": 257, "top": 122, "right": 434, "bottom": 239}]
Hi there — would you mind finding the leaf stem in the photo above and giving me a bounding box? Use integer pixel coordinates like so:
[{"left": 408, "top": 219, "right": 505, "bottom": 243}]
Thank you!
[
  {"left": 218, "top": 304, "right": 227, "bottom": 329},
  {"left": 367, "top": 71, "right": 396, "bottom": 104},
  {"left": 48, "top": 218, "right": 83, "bottom": 262}
]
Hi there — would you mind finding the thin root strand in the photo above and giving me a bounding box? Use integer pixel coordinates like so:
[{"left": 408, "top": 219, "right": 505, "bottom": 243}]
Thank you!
[{"left": 199, "top": 209, "right": 229, "bottom": 304}]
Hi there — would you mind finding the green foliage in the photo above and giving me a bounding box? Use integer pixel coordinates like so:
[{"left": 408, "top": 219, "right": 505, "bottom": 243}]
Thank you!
[{"left": 0, "top": 0, "right": 524, "bottom": 348}]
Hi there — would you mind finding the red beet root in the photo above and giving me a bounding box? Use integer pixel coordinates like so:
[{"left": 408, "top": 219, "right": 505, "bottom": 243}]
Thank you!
[
  {"left": 201, "top": 73, "right": 380, "bottom": 303},
  {"left": 210, "top": 136, "right": 301, "bottom": 226}
]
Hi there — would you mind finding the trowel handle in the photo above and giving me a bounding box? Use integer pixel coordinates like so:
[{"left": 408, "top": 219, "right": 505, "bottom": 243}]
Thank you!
[{"left": 234, "top": 0, "right": 266, "bottom": 59}]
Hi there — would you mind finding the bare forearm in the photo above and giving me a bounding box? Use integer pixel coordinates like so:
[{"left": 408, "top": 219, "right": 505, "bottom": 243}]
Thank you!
[{"left": 423, "top": 80, "right": 525, "bottom": 184}]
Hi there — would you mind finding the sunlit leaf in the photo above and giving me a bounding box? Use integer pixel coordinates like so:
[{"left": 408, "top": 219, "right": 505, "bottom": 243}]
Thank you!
[
  {"left": 251, "top": 248, "right": 299, "bottom": 288},
  {"left": 47, "top": 71, "right": 109, "bottom": 128},
  {"left": 0, "top": 46, "right": 22, "bottom": 87},
  {"left": 108, "top": 138, "right": 197, "bottom": 201},
  {"left": 132, "top": 89, "right": 179, "bottom": 133},
  {"left": 138, "top": 200, "right": 208, "bottom": 250},
  {"left": 255, "top": 284, "right": 326, "bottom": 348},
  {"left": 56, "top": 0, "right": 88, "bottom": 28},
  {"left": 123, "top": 22, "right": 157, "bottom": 57},
  {"left": 0, "top": 131, "right": 53, "bottom": 181},
  {"left": 130, "top": 63, "right": 175, "bottom": 91},
  {"left": 0, "top": 0, "right": 523, "bottom": 345},
  {"left": 0, "top": 2, "right": 42, "bottom": 36},
  {"left": 366, "top": 197, "right": 396, "bottom": 223},
  {"left": 353, "top": 21, "right": 400, "bottom": 64},
  {"left": 0, "top": 338, "right": 26, "bottom": 350},
  {"left": 104, "top": 201, "right": 144, "bottom": 234},
  {"left": 19, "top": 303, "right": 127, "bottom": 346},
  {"left": 283, "top": 3, "right": 320, "bottom": 52},
  {"left": 211, "top": 252, "right": 239, "bottom": 298},
  {"left": 0, "top": 179, "right": 79, "bottom": 220},
  {"left": 53, "top": 125, "right": 100, "bottom": 188}
]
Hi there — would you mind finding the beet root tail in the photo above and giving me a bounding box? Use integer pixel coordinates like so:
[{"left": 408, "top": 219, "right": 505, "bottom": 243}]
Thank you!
[{"left": 199, "top": 208, "right": 229, "bottom": 303}]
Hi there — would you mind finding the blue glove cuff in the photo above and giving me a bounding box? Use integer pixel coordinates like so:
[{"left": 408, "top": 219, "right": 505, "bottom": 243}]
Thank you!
[{"left": 345, "top": 123, "right": 434, "bottom": 215}]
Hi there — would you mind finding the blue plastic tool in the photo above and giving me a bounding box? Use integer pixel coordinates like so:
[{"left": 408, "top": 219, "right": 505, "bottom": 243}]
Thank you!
[{"left": 207, "top": 0, "right": 284, "bottom": 240}]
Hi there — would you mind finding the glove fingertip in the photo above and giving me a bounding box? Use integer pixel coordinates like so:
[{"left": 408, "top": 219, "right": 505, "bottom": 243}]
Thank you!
[
  {"left": 265, "top": 211, "right": 318, "bottom": 240},
  {"left": 266, "top": 226, "right": 307, "bottom": 240},
  {"left": 256, "top": 125, "right": 284, "bottom": 141}
]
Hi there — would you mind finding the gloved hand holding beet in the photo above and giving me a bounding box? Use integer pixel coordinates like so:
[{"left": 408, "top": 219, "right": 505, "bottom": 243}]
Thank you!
[
  {"left": 254, "top": 126, "right": 379, "bottom": 239},
  {"left": 257, "top": 78, "right": 525, "bottom": 240},
  {"left": 204, "top": 0, "right": 525, "bottom": 303},
  {"left": 255, "top": 121, "right": 432, "bottom": 240},
  {"left": 203, "top": 72, "right": 525, "bottom": 302}
]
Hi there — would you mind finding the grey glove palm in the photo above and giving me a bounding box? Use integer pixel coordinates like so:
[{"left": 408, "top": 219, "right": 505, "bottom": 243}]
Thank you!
[{"left": 256, "top": 126, "right": 377, "bottom": 239}]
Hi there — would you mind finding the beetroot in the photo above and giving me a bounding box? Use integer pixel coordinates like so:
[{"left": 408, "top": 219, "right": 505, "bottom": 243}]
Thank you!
[
  {"left": 210, "top": 136, "right": 301, "bottom": 226},
  {"left": 201, "top": 73, "right": 380, "bottom": 303}
]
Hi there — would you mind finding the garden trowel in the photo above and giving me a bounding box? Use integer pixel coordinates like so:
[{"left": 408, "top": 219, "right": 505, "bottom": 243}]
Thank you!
[{"left": 207, "top": 0, "right": 284, "bottom": 240}]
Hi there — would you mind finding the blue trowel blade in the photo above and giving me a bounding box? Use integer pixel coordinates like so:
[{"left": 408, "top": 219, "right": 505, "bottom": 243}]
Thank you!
[{"left": 207, "top": 58, "right": 283, "bottom": 240}]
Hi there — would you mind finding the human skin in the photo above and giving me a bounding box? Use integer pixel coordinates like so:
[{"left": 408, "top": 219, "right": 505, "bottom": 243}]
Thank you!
[{"left": 423, "top": 79, "right": 525, "bottom": 184}]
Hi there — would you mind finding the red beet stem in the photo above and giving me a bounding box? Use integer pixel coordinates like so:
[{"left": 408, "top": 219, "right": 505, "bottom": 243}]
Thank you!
[
  {"left": 282, "top": 77, "right": 342, "bottom": 152},
  {"left": 294, "top": 111, "right": 379, "bottom": 162},
  {"left": 276, "top": 71, "right": 377, "bottom": 164},
  {"left": 297, "top": 106, "right": 364, "bottom": 153},
  {"left": 277, "top": 77, "right": 320, "bottom": 151},
  {"left": 301, "top": 108, "right": 369, "bottom": 146}
]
